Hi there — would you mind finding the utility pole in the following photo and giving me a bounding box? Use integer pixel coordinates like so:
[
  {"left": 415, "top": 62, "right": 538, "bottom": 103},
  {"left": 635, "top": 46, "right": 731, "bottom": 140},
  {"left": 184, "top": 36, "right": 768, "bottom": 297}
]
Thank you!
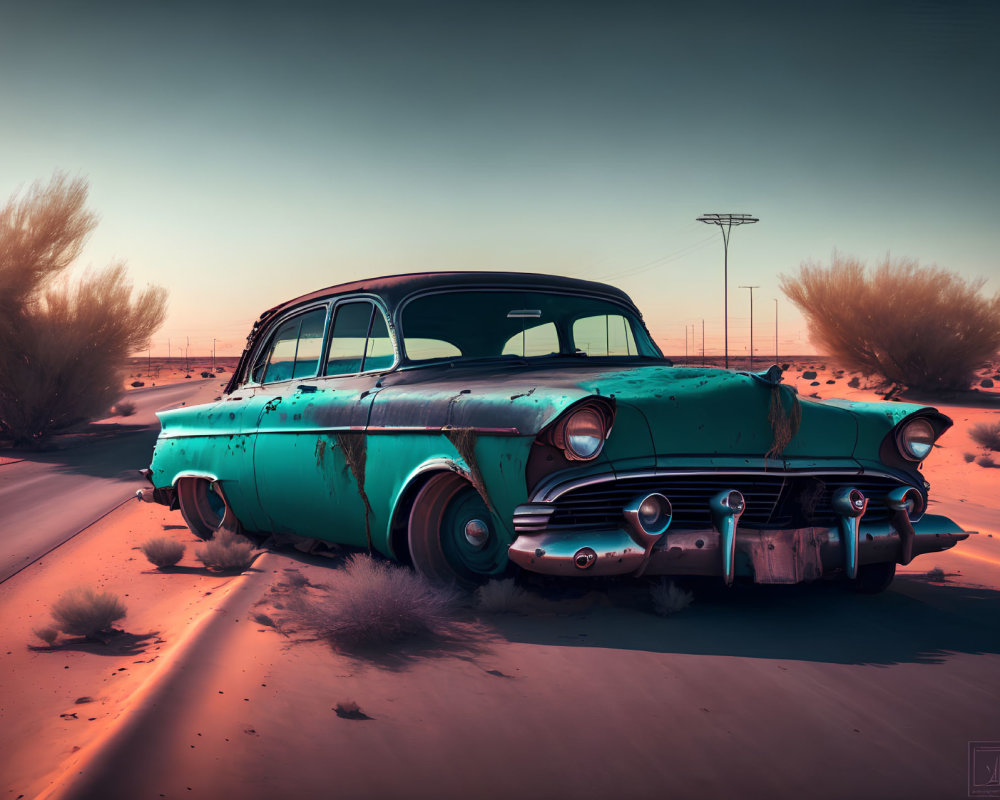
[
  {"left": 739, "top": 285, "right": 759, "bottom": 369},
  {"left": 213, "top": 338, "right": 217, "bottom": 372},
  {"left": 186, "top": 337, "right": 190, "bottom": 374},
  {"left": 701, "top": 319, "right": 705, "bottom": 365},
  {"left": 697, "top": 213, "right": 759, "bottom": 369}
]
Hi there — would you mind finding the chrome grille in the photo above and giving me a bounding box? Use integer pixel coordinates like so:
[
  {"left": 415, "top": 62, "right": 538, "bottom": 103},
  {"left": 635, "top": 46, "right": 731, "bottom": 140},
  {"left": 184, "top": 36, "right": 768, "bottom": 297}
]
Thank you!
[{"left": 544, "top": 473, "right": 914, "bottom": 531}]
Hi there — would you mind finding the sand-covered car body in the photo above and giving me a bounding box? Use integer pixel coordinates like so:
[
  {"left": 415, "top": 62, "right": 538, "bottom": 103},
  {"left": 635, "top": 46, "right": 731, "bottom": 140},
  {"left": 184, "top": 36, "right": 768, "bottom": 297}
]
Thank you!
[{"left": 144, "top": 271, "right": 969, "bottom": 590}]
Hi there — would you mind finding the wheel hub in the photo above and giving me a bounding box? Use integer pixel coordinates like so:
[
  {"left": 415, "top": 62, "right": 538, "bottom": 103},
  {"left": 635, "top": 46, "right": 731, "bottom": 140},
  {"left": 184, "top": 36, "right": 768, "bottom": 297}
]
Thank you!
[{"left": 463, "top": 518, "right": 490, "bottom": 549}]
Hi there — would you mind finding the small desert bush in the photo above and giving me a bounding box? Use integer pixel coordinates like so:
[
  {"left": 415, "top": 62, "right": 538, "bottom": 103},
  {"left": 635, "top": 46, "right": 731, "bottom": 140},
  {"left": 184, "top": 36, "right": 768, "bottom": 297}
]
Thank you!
[
  {"left": 650, "top": 579, "right": 693, "bottom": 616},
  {"left": 475, "top": 578, "right": 532, "bottom": 614},
  {"left": 111, "top": 399, "right": 137, "bottom": 417},
  {"left": 50, "top": 587, "right": 126, "bottom": 638},
  {"left": 963, "top": 452, "right": 976, "bottom": 463},
  {"left": 976, "top": 454, "right": 997, "bottom": 468},
  {"left": 291, "top": 554, "right": 459, "bottom": 648},
  {"left": 970, "top": 421, "right": 1000, "bottom": 452},
  {"left": 141, "top": 536, "right": 185, "bottom": 569},
  {"left": 33, "top": 626, "right": 59, "bottom": 645},
  {"left": 780, "top": 254, "right": 1000, "bottom": 392},
  {"left": 195, "top": 530, "right": 256, "bottom": 572}
]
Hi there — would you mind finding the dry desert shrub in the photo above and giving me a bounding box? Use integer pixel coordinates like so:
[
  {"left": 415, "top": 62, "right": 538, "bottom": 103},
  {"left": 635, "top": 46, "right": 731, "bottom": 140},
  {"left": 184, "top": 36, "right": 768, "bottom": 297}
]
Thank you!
[
  {"left": 970, "top": 421, "right": 1000, "bottom": 452},
  {"left": 33, "top": 626, "right": 59, "bottom": 645},
  {"left": 50, "top": 587, "right": 126, "bottom": 639},
  {"left": 976, "top": 454, "right": 997, "bottom": 468},
  {"left": 963, "top": 452, "right": 976, "bottom": 463},
  {"left": 290, "top": 554, "right": 459, "bottom": 648},
  {"left": 780, "top": 254, "right": 1000, "bottom": 392},
  {"left": 141, "top": 537, "right": 186, "bottom": 569},
  {"left": 0, "top": 173, "right": 167, "bottom": 445},
  {"left": 650, "top": 579, "right": 693, "bottom": 616},
  {"left": 111, "top": 399, "right": 137, "bottom": 417},
  {"left": 475, "top": 578, "right": 532, "bottom": 614},
  {"left": 195, "top": 530, "right": 256, "bottom": 572}
]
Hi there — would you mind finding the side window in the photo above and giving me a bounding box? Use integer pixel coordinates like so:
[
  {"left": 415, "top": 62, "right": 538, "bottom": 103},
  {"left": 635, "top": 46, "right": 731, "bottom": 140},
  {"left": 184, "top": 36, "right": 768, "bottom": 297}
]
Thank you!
[
  {"left": 326, "top": 302, "right": 372, "bottom": 375},
  {"left": 364, "top": 310, "right": 394, "bottom": 371},
  {"left": 292, "top": 310, "right": 326, "bottom": 378},
  {"left": 326, "top": 301, "right": 396, "bottom": 375},
  {"left": 502, "top": 322, "right": 559, "bottom": 357},
  {"left": 254, "top": 308, "right": 327, "bottom": 384},
  {"left": 572, "top": 314, "right": 636, "bottom": 356}
]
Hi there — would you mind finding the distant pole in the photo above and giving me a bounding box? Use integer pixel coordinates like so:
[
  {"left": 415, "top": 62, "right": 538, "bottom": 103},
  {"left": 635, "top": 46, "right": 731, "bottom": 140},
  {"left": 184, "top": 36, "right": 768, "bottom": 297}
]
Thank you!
[
  {"left": 684, "top": 326, "right": 688, "bottom": 362},
  {"left": 697, "top": 213, "right": 759, "bottom": 370},
  {"left": 147, "top": 348, "right": 151, "bottom": 377},
  {"left": 701, "top": 319, "right": 705, "bottom": 365},
  {"left": 213, "top": 338, "right": 216, "bottom": 371},
  {"left": 739, "top": 285, "right": 759, "bottom": 369},
  {"left": 186, "top": 337, "right": 190, "bottom": 374},
  {"left": 774, "top": 298, "right": 778, "bottom": 363}
]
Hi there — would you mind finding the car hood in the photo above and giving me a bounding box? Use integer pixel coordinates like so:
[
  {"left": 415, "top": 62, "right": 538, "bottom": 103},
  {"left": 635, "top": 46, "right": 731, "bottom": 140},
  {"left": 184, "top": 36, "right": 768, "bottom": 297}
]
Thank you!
[{"left": 371, "top": 362, "right": 926, "bottom": 463}]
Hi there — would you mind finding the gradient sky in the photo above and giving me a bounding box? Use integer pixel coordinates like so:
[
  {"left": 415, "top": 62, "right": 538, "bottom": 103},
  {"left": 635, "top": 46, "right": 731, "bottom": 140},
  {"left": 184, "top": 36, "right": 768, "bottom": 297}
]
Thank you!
[{"left": 1, "top": 0, "right": 997, "bottom": 358}]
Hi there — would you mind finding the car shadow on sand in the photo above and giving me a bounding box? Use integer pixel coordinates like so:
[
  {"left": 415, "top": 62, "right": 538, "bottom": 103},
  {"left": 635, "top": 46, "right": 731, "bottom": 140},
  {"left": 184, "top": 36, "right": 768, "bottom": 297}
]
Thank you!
[{"left": 487, "top": 574, "right": 1000, "bottom": 667}]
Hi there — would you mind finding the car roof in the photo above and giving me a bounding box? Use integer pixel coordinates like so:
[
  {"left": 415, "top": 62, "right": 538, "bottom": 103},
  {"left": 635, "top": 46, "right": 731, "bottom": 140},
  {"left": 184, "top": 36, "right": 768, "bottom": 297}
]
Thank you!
[
  {"left": 258, "top": 270, "right": 637, "bottom": 321},
  {"left": 224, "top": 271, "right": 642, "bottom": 394}
]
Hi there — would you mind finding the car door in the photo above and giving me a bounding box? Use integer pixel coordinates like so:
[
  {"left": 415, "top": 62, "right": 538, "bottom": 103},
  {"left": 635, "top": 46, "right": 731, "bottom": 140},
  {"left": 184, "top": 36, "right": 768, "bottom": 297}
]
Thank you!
[{"left": 251, "top": 298, "right": 395, "bottom": 544}]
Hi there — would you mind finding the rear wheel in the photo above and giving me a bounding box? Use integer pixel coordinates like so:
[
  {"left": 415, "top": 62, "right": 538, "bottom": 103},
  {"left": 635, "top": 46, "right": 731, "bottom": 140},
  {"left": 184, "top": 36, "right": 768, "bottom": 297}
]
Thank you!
[
  {"left": 408, "top": 473, "right": 508, "bottom": 588},
  {"left": 851, "top": 561, "right": 896, "bottom": 594},
  {"left": 176, "top": 477, "right": 239, "bottom": 540}
]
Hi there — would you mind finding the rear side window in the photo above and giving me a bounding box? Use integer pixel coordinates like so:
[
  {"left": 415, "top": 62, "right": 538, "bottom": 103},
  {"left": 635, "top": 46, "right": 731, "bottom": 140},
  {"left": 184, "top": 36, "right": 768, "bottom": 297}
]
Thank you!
[
  {"left": 326, "top": 301, "right": 395, "bottom": 375},
  {"left": 254, "top": 307, "right": 328, "bottom": 384},
  {"left": 572, "top": 314, "right": 637, "bottom": 357}
]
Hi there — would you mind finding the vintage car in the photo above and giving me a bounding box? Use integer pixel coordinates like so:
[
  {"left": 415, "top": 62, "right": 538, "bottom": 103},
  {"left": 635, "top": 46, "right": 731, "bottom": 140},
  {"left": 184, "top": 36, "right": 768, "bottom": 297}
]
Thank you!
[{"left": 141, "top": 271, "right": 969, "bottom": 592}]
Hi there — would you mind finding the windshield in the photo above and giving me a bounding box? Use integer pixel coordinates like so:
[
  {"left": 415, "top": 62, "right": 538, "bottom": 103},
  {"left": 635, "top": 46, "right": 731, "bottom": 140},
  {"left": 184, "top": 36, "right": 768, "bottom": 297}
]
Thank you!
[{"left": 400, "top": 290, "right": 662, "bottom": 363}]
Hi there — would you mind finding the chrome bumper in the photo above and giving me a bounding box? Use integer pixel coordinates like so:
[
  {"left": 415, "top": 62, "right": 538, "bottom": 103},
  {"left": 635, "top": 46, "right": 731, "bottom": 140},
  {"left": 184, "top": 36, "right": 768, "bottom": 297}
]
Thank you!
[{"left": 507, "top": 513, "right": 971, "bottom": 582}]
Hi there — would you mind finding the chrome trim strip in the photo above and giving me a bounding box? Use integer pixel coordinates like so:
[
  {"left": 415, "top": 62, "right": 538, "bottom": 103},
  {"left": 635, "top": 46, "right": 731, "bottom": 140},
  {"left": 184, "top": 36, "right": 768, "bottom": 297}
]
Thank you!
[{"left": 531, "top": 466, "right": 916, "bottom": 504}]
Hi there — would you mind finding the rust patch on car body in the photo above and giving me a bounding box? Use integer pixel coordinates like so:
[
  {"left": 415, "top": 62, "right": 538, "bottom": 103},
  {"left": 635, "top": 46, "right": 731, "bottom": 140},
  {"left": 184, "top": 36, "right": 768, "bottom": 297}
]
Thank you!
[
  {"left": 335, "top": 432, "right": 373, "bottom": 551},
  {"left": 445, "top": 427, "right": 493, "bottom": 512}
]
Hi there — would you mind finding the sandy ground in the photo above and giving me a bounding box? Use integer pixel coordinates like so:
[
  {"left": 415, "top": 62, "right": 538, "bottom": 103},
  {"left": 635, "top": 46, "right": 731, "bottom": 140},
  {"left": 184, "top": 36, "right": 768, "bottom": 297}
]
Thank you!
[{"left": 1, "top": 358, "right": 998, "bottom": 800}]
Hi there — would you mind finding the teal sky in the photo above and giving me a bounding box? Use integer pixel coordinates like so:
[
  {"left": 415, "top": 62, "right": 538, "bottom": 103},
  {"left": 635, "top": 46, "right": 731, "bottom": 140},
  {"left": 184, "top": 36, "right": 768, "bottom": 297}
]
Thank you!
[{"left": 1, "top": 0, "right": 997, "bottom": 358}]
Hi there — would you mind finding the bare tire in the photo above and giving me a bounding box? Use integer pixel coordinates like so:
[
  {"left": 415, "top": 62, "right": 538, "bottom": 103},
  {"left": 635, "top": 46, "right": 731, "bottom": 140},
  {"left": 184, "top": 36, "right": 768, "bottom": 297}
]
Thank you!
[
  {"left": 407, "top": 473, "right": 508, "bottom": 588},
  {"left": 176, "top": 478, "right": 240, "bottom": 540},
  {"left": 851, "top": 561, "right": 896, "bottom": 594}
]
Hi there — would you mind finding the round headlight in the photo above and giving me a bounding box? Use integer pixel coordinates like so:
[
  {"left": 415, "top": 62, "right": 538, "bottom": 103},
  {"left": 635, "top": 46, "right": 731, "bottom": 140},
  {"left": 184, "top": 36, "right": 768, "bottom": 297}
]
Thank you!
[
  {"left": 563, "top": 407, "right": 606, "bottom": 460},
  {"left": 898, "top": 417, "right": 936, "bottom": 461}
]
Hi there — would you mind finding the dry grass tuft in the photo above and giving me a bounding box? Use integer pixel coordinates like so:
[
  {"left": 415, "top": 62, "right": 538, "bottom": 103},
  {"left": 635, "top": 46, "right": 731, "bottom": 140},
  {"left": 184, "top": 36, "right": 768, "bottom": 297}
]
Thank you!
[
  {"left": 33, "top": 626, "right": 59, "bottom": 645},
  {"left": 475, "top": 578, "right": 533, "bottom": 614},
  {"left": 195, "top": 530, "right": 256, "bottom": 572},
  {"left": 111, "top": 399, "right": 137, "bottom": 417},
  {"left": 50, "top": 587, "right": 126, "bottom": 638},
  {"left": 925, "top": 567, "right": 946, "bottom": 581},
  {"left": 140, "top": 537, "right": 185, "bottom": 569},
  {"left": 781, "top": 254, "right": 1000, "bottom": 392},
  {"left": 290, "top": 554, "right": 460, "bottom": 648},
  {"left": 970, "top": 421, "right": 1000, "bottom": 452},
  {"left": 650, "top": 579, "right": 693, "bottom": 616}
]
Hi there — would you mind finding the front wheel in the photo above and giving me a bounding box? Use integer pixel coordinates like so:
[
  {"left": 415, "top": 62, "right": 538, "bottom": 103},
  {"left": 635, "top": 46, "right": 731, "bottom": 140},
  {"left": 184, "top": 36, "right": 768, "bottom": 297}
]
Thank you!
[
  {"left": 176, "top": 477, "right": 241, "bottom": 540},
  {"left": 407, "top": 473, "right": 509, "bottom": 588},
  {"left": 850, "top": 561, "right": 896, "bottom": 594}
]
